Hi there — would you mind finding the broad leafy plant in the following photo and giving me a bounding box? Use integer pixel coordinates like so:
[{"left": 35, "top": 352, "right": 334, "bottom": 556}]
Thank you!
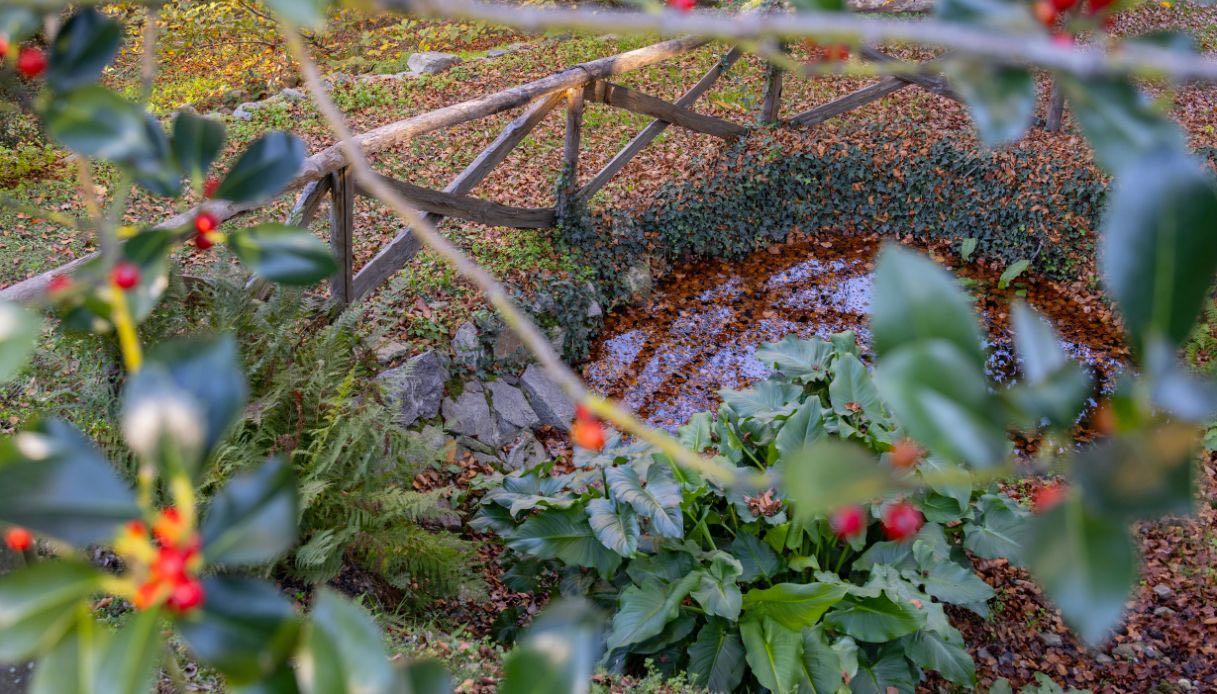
[{"left": 478, "top": 334, "right": 1032, "bottom": 692}]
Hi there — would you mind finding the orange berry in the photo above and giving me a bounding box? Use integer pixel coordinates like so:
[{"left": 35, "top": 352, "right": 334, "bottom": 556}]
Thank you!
[
  {"left": 889, "top": 438, "right": 922, "bottom": 469},
  {"left": 571, "top": 417, "right": 606, "bottom": 451},
  {"left": 1033, "top": 482, "right": 1068, "bottom": 514},
  {"left": 152, "top": 507, "right": 189, "bottom": 546},
  {"left": 4, "top": 527, "right": 33, "bottom": 552},
  {"left": 1034, "top": 1, "right": 1059, "bottom": 26},
  {"left": 194, "top": 211, "right": 218, "bottom": 234}
]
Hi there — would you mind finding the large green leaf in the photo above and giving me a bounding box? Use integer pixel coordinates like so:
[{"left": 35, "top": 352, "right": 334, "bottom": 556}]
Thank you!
[
  {"left": 606, "top": 575, "right": 698, "bottom": 651},
  {"left": 28, "top": 626, "right": 89, "bottom": 694},
  {"left": 1062, "top": 76, "right": 1188, "bottom": 174},
  {"left": 905, "top": 629, "right": 975, "bottom": 687},
  {"left": 302, "top": 588, "right": 395, "bottom": 694},
  {"left": 586, "top": 497, "right": 640, "bottom": 557},
  {"left": 775, "top": 396, "right": 827, "bottom": 460},
  {"left": 95, "top": 608, "right": 163, "bottom": 694},
  {"left": 1007, "top": 303, "right": 1092, "bottom": 429},
  {"left": 512, "top": 598, "right": 602, "bottom": 692},
  {"left": 740, "top": 617, "right": 803, "bottom": 694},
  {"left": 172, "top": 111, "right": 226, "bottom": 184},
  {"left": 849, "top": 649, "right": 916, "bottom": 694},
  {"left": 1026, "top": 496, "right": 1137, "bottom": 646},
  {"left": 729, "top": 532, "right": 783, "bottom": 582},
  {"left": 741, "top": 582, "right": 848, "bottom": 632},
  {"left": 871, "top": 244, "right": 986, "bottom": 368},
  {"left": 507, "top": 507, "right": 621, "bottom": 577},
  {"left": 945, "top": 60, "right": 1036, "bottom": 147},
  {"left": 875, "top": 340, "right": 1008, "bottom": 469},
  {"left": 917, "top": 557, "right": 994, "bottom": 607},
  {"left": 1070, "top": 424, "right": 1196, "bottom": 521},
  {"left": 963, "top": 494, "right": 1030, "bottom": 563},
  {"left": 780, "top": 441, "right": 892, "bottom": 516},
  {"left": 605, "top": 462, "right": 683, "bottom": 538},
  {"left": 755, "top": 336, "right": 835, "bottom": 384},
  {"left": 44, "top": 87, "right": 155, "bottom": 164},
  {"left": 1099, "top": 150, "right": 1217, "bottom": 351},
  {"left": 0, "top": 561, "right": 100, "bottom": 662},
  {"left": 799, "top": 625, "right": 845, "bottom": 693},
  {"left": 687, "top": 620, "right": 745, "bottom": 693},
  {"left": 0, "top": 301, "right": 40, "bottom": 382},
  {"left": 0, "top": 419, "right": 139, "bottom": 546},
  {"left": 231, "top": 224, "right": 337, "bottom": 286},
  {"left": 47, "top": 8, "right": 121, "bottom": 92},
  {"left": 176, "top": 577, "right": 300, "bottom": 685},
  {"left": 721, "top": 380, "right": 802, "bottom": 420},
  {"left": 824, "top": 594, "right": 924, "bottom": 643},
  {"left": 828, "top": 354, "right": 882, "bottom": 420},
  {"left": 691, "top": 552, "right": 744, "bottom": 621},
  {"left": 213, "top": 132, "right": 305, "bottom": 203},
  {"left": 201, "top": 458, "right": 298, "bottom": 567}
]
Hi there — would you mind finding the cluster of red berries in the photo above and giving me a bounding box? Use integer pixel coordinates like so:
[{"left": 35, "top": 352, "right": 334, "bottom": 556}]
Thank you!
[
  {"left": 570, "top": 404, "right": 607, "bottom": 451},
  {"left": 4, "top": 526, "right": 33, "bottom": 552},
  {"left": 1032, "top": 481, "right": 1068, "bottom": 514},
  {"left": 194, "top": 211, "right": 219, "bottom": 250},
  {"left": 1, "top": 35, "right": 47, "bottom": 79},
  {"left": 117, "top": 508, "right": 205, "bottom": 613},
  {"left": 1033, "top": 0, "right": 1116, "bottom": 30},
  {"left": 830, "top": 500, "right": 924, "bottom": 542},
  {"left": 668, "top": 0, "right": 697, "bottom": 12}
]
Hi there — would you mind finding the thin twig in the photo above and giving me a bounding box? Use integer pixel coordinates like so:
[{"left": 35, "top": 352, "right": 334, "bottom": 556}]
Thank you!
[{"left": 279, "top": 27, "right": 739, "bottom": 486}]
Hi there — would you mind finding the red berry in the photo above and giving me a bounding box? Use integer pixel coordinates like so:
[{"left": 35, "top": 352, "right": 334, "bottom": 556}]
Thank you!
[
  {"left": 1085, "top": 0, "right": 1114, "bottom": 14},
  {"left": 152, "top": 545, "right": 191, "bottom": 582},
  {"left": 203, "top": 178, "right": 220, "bottom": 199},
  {"left": 1034, "top": 1, "right": 1059, "bottom": 26},
  {"left": 167, "top": 577, "right": 205, "bottom": 612},
  {"left": 194, "top": 233, "right": 214, "bottom": 251},
  {"left": 48, "top": 274, "right": 72, "bottom": 295},
  {"left": 571, "top": 417, "right": 606, "bottom": 451},
  {"left": 889, "top": 438, "right": 922, "bottom": 470},
  {"left": 4, "top": 527, "right": 33, "bottom": 552},
  {"left": 152, "top": 507, "right": 186, "bottom": 545},
  {"left": 194, "top": 211, "right": 218, "bottom": 234},
  {"left": 882, "top": 502, "right": 923, "bottom": 541},
  {"left": 1051, "top": 0, "right": 1078, "bottom": 10},
  {"left": 1033, "top": 482, "right": 1068, "bottom": 514},
  {"left": 826, "top": 44, "right": 850, "bottom": 62},
  {"left": 830, "top": 505, "right": 865, "bottom": 539},
  {"left": 1051, "top": 32, "right": 1075, "bottom": 47},
  {"left": 0, "top": 35, "right": 10, "bottom": 58},
  {"left": 111, "top": 261, "right": 140, "bottom": 290},
  {"left": 16, "top": 47, "right": 46, "bottom": 78},
  {"left": 668, "top": 0, "right": 696, "bottom": 11}
]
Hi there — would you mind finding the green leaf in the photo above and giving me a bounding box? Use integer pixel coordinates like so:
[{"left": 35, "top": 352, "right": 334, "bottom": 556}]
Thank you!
[
  {"left": 823, "top": 593, "right": 924, "bottom": 642},
  {"left": 871, "top": 244, "right": 986, "bottom": 368},
  {"left": 799, "top": 625, "right": 844, "bottom": 694},
  {"left": 691, "top": 552, "right": 744, "bottom": 621},
  {"left": 0, "top": 419, "right": 139, "bottom": 546},
  {"left": 0, "top": 301, "right": 40, "bottom": 382},
  {"left": 905, "top": 629, "right": 975, "bottom": 686},
  {"left": 1026, "top": 496, "right": 1137, "bottom": 646},
  {"left": 849, "top": 649, "right": 916, "bottom": 694},
  {"left": 945, "top": 61, "right": 1036, "bottom": 147},
  {"left": 960, "top": 238, "right": 978, "bottom": 262},
  {"left": 606, "top": 575, "right": 698, "bottom": 651},
  {"left": 679, "top": 412, "right": 715, "bottom": 453},
  {"left": 875, "top": 340, "right": 1008, "bottom": 468},
  {"left": 998, "top": 259, "right": 1031, "bottom": 290},
  {"left": 1099, "top": 150, "right": 1217, "bottom": 351},
  {"left": 586, "top": 497, "right": 640, "bottom": 557},
  {"left": 47, "top": 8, "right": 122, "bottom": 92},
  {"left": 1062, "top": 76, "right": 1188, "bottom": 173},
  {"left": 213, "top": 132, "right": 306, "bottom": 203},
  {"left": 780, "top": 441, "right": 892, "bottom": 517},
  {"left": 172, "top": 111, "right": 226, "bottom": 183},
  {"left": 175, "top": 576, "right": 301, "bottom": 685},
  {"left": 964, "top": 494, "right": 1030, "bottom": 563},
  {"left": 687, "top": 620, "right": 745, "bottom": 693},
  {"left": 95, "top": 608, "right": 163, "bottom": 694},
  {"left": 262, "top": 0, "right": 330, "bottom": 29},
  {"left": 741, "top": 582, "right": 848, "bottom": 632},
  {"left": 721, "top": 380, "right": 802, "bottom": 420},
  {"left": 231, "top": 224, "right": 337, "bottom": 286},
  {"left": 728, "top": 532, "right": 782, "bottom": 582},
  {"left": 303, "top": 588, "right": 395, "bottom": 694},
  {"left": 740, "top": 617, "right": 803, "bottom": 694},
  {"left": 29, "top": 626, "right": 89, "bottom": 694},
  {"left": 201, "top": 458, "right": 298, "bottom": 567},
  {"left": 507, "top": 507, "right": 621, "bottom": 577},
  {"left": 828, "top": 353, "right": 882, "bottom": 420},
  {"left": 400, "top": 659, "right": 453, "bottom": 694},
  {"left": 500, "top": 648, "right": 566, "bottom": 694},
  {"left": 44, "top": 87, "right": 155, "bottom": 164},
  {"left": 0, "top": 561, "right": 100, "bottom": 662},
  {"left": 1070, "top": 423, "right": 1196, "bottom": 521},
  {"left": 1007, "top": 302, "right": 1092, "bottom": 427},
  {"left": 776, "top": 396, "right": 827, "bottom": 460},
  {"left": 755, "top": 336, "right": 835, "bottom": 384},
  {"left": 515, "top": 598, "right": 603, "bottom": 690},
  {"left": 605, "top": 462, "right": 682, "bottom": 538},
  {"left": 1146, "top": 336, "right": 1217, "bottom": 422},
  {"left": 917, "top": 558, "right": 995, "bottom": 606}
]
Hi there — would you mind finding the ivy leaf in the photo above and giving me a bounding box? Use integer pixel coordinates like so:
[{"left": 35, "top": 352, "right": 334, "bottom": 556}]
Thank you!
[
  {"left": 212, "top": 132, "right": 306, "bottom": 203},
  {"left": 1026, "top": 496, "right": 1138, "bottom": 646},
  {"left": 0, "top": 301, "right": 40, "bottom": 382},
  {"left": 586, "top": 497, "right": 640, "bottom": 557},
  {"left": 1099, "top": 150, "right": 1217, "bottom": 352},
  {"left": 605, "top": 462, "right": 682, "bottom": 538},
  {"left": 606, "top": 575, "right": 698, "bottom": 651},
  {"left": 687, "top": 620, "right": 745, "bottom": 693},
  {"left": 1062, "top": 76, "right": 1188, "bottom": 173},
  {"left": 507, "top": 507, "right": 621, "bottom": 577},
  {"left": 740, "top": 617, "right": 803, "bottom": 694},
  {"left": 945, "top": 60, "right": 1036, "bottom": 147},
  {"left": 176, "top": 576, "right": 301, "bottom": 685},
  {"left": 741, "top": 582, "right": 848, "bottom": 632},
  {"left": 0, "top": 561, "right": 100, "bottom": 662},
  {"left": 201, "top": 458, "right": 298, "bottom": 567},
  {"left": 231, "top": 223, "right": 337, "bottom": 286},
  {"left": 47, "top": 8, "right": 122, "bottom": 92},
  {"left": 824, "top": 593, "right": 925, "bottom": 642},
  {"left": 172, "top": 111, "right": 226, "bottom": 184}
]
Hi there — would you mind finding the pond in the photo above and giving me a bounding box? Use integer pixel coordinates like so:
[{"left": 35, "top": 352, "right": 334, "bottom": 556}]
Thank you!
[{"left": 582, "top": 235, "right": 1128, "bottom": 430}]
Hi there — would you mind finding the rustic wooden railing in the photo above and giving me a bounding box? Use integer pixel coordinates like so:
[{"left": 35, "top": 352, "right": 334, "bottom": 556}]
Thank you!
[{"left": 2, "top": 37, "right": 978, "bottom": 305}]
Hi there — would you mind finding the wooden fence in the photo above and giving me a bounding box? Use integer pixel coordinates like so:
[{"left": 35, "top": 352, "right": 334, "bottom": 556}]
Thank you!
[{"left": 2, "top": 37, "right": 983, "bottom": 305}]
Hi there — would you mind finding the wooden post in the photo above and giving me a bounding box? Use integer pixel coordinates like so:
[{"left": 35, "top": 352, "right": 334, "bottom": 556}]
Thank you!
[
  {"left": 563, "top": 85, "right": 585, "bottom": 198},
  {"left": 761, "top": 43, "right": 785, "bottom": 125},
  {"left": 329, "top": 166, "right": 355, "bottom": 307},
  {"left": 1045, "top": 80, "right": 1065, "bottom": 132}
]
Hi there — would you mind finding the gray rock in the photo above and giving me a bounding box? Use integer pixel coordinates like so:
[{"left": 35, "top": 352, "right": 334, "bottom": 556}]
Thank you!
[
  {"left": 408, "top": 51, "right": 461, "bottom": 75},
  {"left": 623, "top": 263, "right": 653, "bottom": 303},
  {"left": 456, "top": 434, "right": 497, "bottom": 456},
  {"left": 494, "top": 327, "right": 527, "bottom": 362},
  {"left": 521, "top": 363, "right": 575, "bottom": 431},
  {"left": 377, "top": 350, "right": 449, "bottom": 426},
  {"left": 587, "top": 298, "right": 603, "bottom": 320},
  {"left": 279, "top": 87, "right": 305, "bottom": 102},
  {"left": 976, "top": 647, "right": 994, "bottom": 662},
  {"left": 487, "top": 381, "right": 540, "bottom": 430},
  {"left": 442, "top": 381, "right": 497, "bottom": 443},
  {"left": 1152, "top": 583, "right": 1174, "bottom": 599},
  {"left": 1178, "top": 678, "right": 1194, "bottom": 691},
  {"left": 375, "top": 341, "right": 411, "bottom": 365},
  {"left": 504, "top": 430, "right": 548, "bottom": 471},
  {"left": 547, "top": 326, "right": 566, "bottom": 356},
  {"left": 232, "top": 106, "right": 254, "bottom": 121},
  {"left": 1038, "top": 632, "right": 1063, "bottom": 648},
  {"left": 452, "top": 321, "right": 482, "bottom": 371},
  {"left": 1094, "top": 653, "right": 1114, "bottom": 665},
  {"left": 1112, "top": 642, "right": 1138, "bottom": 660}
]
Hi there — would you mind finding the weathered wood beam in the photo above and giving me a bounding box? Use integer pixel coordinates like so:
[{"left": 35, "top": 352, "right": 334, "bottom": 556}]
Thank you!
[
  {"left": 589, "top": 81, "right": 749, "bottom": 140},
  {"left": 579, "top": 47, "right": 742, "bottom": 201},
  {"left": 761, "top": 45, "right": 786, "bottom": 124},
  {"left": 355, "top": 174, "right": 555, "bottom": 229},
  {"left": 563, "top": 86, "right": 585, "bottom": 195},
  {"left": 857, "top": 47, "right": 960, "bottom": 102},
  {"left": 351, "top": 219, "right": 430, "bottom": 301},
  {"left": 286, "top": 176, "right": 333, "bottom": 227},
  {"left": 787, "top": 76, "right": 910, "bottom": 127},
  {"left": 1045, "top": 80, "right": 1065, "bottom": 132},
  {"left": 329, "top": 167, "right": 355, "bottom": 306}
]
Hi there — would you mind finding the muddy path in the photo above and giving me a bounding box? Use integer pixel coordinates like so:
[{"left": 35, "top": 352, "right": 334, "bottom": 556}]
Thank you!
[{"left": 583, "top": 233, "right": 1128, "bottom": 430}]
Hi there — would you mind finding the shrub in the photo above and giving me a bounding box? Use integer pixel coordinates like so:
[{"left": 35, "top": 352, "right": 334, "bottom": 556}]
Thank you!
[{"left": 477, "top": 333, "right": 1030, "bottom": 692}]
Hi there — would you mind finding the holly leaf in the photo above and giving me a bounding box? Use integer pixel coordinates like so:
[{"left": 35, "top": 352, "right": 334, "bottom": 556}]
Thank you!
[
  {"left": 1062, "top": 76, "right": 1188, "bottom": 174},
  {"left": 212, "top": 132, "right": 305, "bottom": 203},
  {"left": 201, "top": 458, "right": 298, "bottom": 567},
  {"left": 0, "top": 561, "right": 100, "bottom": 662},
  {"left": 47, "top": 8, "right": 121, "bottom": 92},
  {"left": 172, "top": 111, "right": 226, "bottom": 184},
  {"left": 302, "top": 588, "right": 395, "bottom": 694},
  {"left": 231, "top": 223, "right": 337, "bottom": 286},
  {"left": 0, "top": 301, "right": 40, "bottom": 382},
  {"left": 945, "top": 60, "right": 1036, "bottom": 147}
]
